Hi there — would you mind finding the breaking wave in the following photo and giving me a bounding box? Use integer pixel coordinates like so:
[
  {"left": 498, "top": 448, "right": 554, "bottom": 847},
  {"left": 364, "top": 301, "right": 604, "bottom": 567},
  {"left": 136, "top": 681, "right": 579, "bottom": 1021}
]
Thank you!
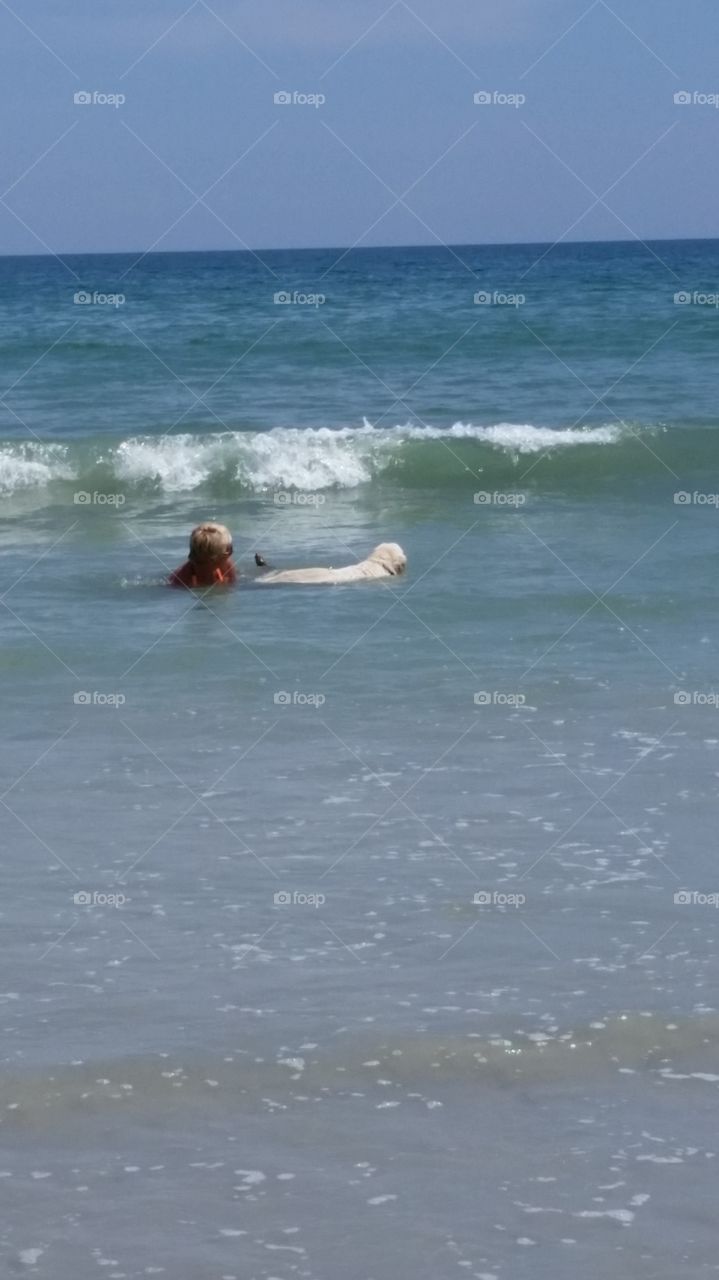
[{"left": 0, "top": 419, "right": 692, "bottom": 502}]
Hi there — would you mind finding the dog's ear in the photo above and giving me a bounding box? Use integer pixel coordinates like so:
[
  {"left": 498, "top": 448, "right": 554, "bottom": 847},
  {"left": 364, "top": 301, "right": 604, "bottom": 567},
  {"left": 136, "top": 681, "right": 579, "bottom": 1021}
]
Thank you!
[{"left": 376, "top": 543, "right": 406, "bottom": 574}]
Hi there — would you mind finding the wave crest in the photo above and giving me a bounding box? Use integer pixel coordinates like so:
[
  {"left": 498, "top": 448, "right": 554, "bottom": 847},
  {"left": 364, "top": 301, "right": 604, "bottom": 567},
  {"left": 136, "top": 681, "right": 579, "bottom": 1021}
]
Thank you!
[{"left": 0, "top": 419, "right": 642, "bottom": 499}]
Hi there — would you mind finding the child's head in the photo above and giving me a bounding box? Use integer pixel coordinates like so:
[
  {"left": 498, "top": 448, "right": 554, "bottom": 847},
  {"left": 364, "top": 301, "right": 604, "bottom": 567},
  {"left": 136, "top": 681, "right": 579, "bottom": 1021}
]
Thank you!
[{"left": 189, "top": 522, "right": 233, "bottom": 565}]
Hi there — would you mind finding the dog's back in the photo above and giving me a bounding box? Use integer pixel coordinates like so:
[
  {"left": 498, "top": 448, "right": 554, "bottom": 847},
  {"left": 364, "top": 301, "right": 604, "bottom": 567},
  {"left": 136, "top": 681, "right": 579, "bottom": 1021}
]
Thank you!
[{"left": 258, "top": 542, "right": 406, "bottom": 585}]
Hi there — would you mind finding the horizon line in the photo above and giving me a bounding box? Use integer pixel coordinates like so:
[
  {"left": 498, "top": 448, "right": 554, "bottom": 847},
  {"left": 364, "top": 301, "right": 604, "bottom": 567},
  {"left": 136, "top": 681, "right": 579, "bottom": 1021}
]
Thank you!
[{"left": 0, "top": 234, "right": 717, "bottom": 262}]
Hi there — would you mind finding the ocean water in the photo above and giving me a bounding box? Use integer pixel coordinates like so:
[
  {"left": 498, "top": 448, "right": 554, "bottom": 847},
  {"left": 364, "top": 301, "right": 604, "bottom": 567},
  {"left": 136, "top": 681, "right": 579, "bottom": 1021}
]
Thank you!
[{"left": 2, "top": 240, "right": 719, "bottom": 1278}]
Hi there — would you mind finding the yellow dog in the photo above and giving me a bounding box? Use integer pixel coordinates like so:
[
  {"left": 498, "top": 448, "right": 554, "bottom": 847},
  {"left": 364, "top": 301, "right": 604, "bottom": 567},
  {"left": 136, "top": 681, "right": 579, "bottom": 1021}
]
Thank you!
[{"left": 257, "top": 542, "right": 407, "bottom": 585}]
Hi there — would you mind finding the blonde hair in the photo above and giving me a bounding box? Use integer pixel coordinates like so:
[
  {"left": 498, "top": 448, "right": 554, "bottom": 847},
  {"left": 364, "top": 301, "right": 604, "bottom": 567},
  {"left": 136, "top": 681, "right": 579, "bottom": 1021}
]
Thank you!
[{"left": 189, "top": 522, "right": 232, "bottom": 563}]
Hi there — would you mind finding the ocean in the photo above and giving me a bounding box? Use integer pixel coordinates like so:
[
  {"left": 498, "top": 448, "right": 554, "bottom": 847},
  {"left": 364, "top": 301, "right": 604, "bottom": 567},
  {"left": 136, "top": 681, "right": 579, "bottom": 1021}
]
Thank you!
[{"left": 2, "top": 240, "right": 719, "bottom": 1278}]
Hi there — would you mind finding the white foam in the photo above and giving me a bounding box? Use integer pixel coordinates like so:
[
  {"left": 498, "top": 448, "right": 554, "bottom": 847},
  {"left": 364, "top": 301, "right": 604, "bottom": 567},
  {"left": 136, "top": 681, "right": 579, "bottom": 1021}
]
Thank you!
[
  {"left": 112, "top": 426, "right": 380, "bottom": 492},
  {"left": 0, "top": 420, "right": 629, "bottom": 497},
  {"left": 575, "top": 1209, "right": 635, "bottom": 1224},
  {"left": 19, "top": 1249, "right": 44, "bottom": 1266},
  {"left": 113, "top": 435, "right": 217, "bottom": 492},
  {"left": 0, "top": 444, "right": 73, "bottom": 494},
  {"left": 233, "top": 1169, "right": 265, "bottom": 1184},
  {"left": 439, "top": 421, "right": 622, "bottom": 451}
]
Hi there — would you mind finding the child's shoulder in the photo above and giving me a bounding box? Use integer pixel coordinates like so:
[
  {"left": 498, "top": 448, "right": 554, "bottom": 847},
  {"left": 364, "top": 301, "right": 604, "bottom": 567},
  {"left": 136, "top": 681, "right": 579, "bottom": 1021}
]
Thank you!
[{"left": 169, "top": 560, "right": 194, "bottom": 587}]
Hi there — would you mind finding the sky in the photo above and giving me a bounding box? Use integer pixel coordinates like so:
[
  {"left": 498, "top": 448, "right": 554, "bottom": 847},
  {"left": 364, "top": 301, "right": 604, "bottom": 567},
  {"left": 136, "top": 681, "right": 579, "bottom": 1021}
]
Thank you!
[{"left": 0, "top": 0, "right": 717, "bottom": 255}]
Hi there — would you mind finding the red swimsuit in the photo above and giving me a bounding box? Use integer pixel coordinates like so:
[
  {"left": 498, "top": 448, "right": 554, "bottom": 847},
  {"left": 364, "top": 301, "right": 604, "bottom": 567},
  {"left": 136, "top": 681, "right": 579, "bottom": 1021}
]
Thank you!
[{"left": 169, "top": 560, "right": 237, "bottom": 588}]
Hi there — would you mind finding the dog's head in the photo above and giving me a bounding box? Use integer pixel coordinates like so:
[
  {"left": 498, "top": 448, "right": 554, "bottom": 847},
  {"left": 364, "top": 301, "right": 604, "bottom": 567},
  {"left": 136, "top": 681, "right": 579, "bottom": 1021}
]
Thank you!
[{"left": 369, "top": 542, "right": 407, "bottom": 575}]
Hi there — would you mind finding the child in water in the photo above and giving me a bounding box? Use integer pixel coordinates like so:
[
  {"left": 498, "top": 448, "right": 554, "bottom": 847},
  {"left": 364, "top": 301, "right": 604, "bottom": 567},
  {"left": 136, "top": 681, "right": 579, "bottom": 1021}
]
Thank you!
[{"left": 169, "top": 522, "right": 237, "bottom": 588}]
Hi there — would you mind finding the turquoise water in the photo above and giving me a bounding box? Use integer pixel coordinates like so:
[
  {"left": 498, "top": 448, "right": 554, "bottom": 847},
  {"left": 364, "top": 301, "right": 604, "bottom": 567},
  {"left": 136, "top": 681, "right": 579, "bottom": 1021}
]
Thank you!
[{"left": 2, "top": 242, "right": 719, "bottom": 1278}]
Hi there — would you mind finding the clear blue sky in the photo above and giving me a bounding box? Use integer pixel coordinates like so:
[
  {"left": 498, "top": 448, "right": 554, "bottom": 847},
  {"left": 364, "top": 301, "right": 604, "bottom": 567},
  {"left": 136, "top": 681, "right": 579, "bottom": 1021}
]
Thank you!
[{"left": 1, "top": 0, "right": 717, "bottom": 254}]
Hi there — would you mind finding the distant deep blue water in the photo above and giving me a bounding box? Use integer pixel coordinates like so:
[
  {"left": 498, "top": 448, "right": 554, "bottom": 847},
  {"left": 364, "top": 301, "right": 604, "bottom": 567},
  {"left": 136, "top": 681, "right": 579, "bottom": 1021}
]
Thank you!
[{"left": 2, "top": 241, "right": 719, "bottom": 1279}]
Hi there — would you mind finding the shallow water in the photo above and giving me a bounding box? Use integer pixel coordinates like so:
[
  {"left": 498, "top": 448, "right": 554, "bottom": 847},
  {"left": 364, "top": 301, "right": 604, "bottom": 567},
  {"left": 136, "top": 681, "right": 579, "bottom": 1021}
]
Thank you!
[{"left": 2, "top": 242, "right": 719, "bottom": 1277}]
